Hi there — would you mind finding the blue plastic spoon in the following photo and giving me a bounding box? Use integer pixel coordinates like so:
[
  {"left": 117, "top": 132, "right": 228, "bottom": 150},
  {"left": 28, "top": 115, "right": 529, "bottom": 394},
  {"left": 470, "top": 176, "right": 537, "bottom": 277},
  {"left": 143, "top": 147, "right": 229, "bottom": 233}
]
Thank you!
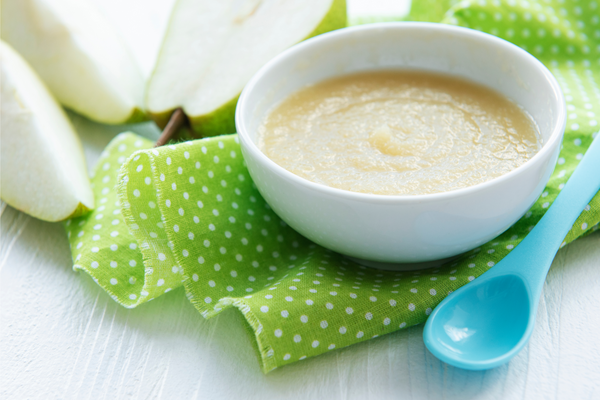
[{"left": 423, "top": 134, "right": 600, "bottom": 370}]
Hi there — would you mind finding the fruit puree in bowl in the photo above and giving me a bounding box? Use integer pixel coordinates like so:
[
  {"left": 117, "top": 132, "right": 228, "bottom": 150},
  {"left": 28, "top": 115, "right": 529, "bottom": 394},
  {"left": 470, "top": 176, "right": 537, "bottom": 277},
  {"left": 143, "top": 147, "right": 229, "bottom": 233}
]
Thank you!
[
  {"left": 236, "top": 23, "right": 565, "bottom": 267},
  {"left": 257, "top": 70, "right": 542, "bottom": 196}
]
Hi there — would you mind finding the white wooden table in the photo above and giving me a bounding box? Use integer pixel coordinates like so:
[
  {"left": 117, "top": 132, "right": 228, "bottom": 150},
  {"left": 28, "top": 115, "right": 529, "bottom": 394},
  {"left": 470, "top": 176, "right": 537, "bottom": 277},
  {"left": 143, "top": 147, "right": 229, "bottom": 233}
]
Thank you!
[
  {"left": 2, "top": 188, "right": 600, "bottom": 399},
  {"left": 2, "top": 1, "right": 600, "bottom": 398}
]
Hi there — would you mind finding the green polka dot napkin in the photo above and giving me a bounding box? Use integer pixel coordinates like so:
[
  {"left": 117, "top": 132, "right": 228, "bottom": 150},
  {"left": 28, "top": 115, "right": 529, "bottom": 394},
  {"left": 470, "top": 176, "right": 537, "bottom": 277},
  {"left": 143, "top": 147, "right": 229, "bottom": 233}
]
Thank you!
[{"left": 65, "top": 0, "right": 600, "bottom": 373}]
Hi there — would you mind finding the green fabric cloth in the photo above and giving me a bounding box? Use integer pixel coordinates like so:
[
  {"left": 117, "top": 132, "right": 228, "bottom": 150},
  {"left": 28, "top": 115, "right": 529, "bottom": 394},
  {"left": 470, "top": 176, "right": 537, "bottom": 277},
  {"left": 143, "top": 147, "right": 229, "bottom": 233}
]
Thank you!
[{"left": 66, "top": 0, "right": 600, "bottom": 373}]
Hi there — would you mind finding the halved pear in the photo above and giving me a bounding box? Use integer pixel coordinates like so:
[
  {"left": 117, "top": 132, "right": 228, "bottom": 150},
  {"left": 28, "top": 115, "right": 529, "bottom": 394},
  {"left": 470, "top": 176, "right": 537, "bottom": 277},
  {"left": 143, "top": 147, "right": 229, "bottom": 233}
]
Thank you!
[
  {"left": 146, "top": 0, "right": 347, "bottom": 137},
  {"left": 1, "top": 0, "right": 145, "bottom": 124},
  {"left": 0, "top": 41, "right": 94, "bottom": 221}
]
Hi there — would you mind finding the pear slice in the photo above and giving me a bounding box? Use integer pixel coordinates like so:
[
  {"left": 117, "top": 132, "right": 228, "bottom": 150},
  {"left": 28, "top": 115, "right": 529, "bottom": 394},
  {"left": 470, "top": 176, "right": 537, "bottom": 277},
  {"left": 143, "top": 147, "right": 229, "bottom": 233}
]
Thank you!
[
  {"left": 146, "top": 0, "right": 346, "bottom": 137},
  {"left": 1, "top": 0, "right": 145, "bottom": 124},
  {"left": 0, "top": 41, "right": 94, "bottom": 221}
]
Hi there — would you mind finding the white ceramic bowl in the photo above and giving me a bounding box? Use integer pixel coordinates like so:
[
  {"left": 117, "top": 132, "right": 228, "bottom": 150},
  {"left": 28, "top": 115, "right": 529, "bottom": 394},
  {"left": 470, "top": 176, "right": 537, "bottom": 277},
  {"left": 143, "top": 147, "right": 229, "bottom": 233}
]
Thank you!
[{"left": 235, "top": 22, "right": 565, "bottom": 269}]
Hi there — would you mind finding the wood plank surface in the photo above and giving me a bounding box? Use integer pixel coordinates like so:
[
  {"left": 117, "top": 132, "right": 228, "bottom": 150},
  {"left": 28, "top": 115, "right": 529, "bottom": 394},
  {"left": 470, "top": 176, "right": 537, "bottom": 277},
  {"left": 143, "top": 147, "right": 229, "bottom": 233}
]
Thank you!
[{"left": 2, "top": 199, "right": 599, "bottom": 399}]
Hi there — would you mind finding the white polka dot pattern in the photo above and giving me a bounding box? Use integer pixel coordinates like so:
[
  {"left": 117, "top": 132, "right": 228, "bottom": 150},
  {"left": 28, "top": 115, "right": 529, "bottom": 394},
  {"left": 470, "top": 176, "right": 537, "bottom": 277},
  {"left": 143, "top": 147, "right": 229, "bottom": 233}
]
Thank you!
[{"left": 65, "top": 134, "right": 152, "bottom": 308}]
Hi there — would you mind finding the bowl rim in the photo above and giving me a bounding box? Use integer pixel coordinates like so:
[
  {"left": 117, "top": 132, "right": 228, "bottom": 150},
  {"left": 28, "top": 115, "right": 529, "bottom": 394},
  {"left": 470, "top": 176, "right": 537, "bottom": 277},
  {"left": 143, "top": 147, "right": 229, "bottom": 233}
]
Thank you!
[{"left": 235, "top": 22, "right": 566, "bottom": 205}]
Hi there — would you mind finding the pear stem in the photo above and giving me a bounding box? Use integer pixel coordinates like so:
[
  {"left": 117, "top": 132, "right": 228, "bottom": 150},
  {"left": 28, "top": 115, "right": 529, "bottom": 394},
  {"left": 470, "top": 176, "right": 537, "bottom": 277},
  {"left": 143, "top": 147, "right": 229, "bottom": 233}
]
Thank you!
[{"left": 155, "top": 108, "right": 188, "bottom": 147}]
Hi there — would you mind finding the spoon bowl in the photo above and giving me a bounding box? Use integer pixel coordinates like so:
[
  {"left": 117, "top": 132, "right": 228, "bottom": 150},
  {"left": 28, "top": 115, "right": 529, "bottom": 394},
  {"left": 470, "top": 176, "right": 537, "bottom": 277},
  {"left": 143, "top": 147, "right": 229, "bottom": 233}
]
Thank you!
[
  {"left": 425, "top": 274, "right": 531, "bottom": 369},
  {"left": 424, "top": 134, "right": 600, "bottom": 370}
]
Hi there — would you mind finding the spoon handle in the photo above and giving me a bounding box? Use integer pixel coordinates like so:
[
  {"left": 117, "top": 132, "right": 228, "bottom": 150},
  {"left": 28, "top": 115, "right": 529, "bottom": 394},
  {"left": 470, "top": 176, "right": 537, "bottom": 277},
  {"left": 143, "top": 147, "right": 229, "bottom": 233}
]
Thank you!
[{"left": 500, "top": 134, "right": 600, "bottom": 293}]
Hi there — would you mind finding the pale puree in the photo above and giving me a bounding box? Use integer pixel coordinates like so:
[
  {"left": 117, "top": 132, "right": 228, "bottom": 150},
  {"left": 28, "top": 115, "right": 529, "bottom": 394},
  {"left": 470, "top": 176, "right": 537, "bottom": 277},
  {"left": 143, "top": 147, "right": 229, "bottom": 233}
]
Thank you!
[{"left": 257, "top": 70, "right": 541, "bottom": 195}]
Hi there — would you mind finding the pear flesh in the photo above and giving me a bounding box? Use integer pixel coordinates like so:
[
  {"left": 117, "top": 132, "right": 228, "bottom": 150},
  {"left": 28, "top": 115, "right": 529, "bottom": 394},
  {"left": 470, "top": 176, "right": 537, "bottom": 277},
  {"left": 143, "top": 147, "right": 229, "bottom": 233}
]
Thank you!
[
  {"left": 1, "top": 0, "right": 145, "bottom": 124},
  {"left": 0, "top": 41, "right": 94, "bottom": 222},
  {"left": 146, "top": 0, "right": 347, "bottom": 136}
]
